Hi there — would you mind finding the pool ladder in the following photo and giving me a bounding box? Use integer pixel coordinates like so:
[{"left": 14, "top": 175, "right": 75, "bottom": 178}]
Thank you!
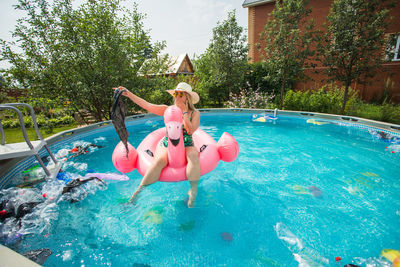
[{"left": 0, "top": 103, "right": 61, "bottom": 179}]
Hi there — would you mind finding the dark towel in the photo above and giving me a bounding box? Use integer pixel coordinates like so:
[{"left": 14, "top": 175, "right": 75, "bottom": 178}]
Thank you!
[{"left": 111, "top": 89, "right": 129, "bottom": 157}]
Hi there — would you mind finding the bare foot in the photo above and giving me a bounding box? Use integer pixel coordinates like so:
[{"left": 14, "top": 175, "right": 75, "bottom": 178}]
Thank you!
[
  {"left": 187, "top": 189, "right": 197, "bottom": 208},
  {"left": 129, "top": 185, "right": 145, "bottom": 204},
  {"left": 129, "top": 195, "right": 137, "bottom": 204}
]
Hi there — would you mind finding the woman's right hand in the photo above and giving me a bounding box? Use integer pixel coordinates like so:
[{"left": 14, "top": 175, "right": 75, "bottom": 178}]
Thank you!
[{"left": 113, "top": 86, "right": 130, "bottom": 97}]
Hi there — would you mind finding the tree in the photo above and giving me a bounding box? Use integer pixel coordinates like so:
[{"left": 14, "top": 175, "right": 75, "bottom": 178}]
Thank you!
[
  {"left": 0, "top": 0, "right": 166, "bottom": 122},
  {"left": 318, "top": 0, "right": 395, "bottom": 114},
  {"left": 195, "top": 10, "right": 248, "bottom": 106},
  {"left": 259, "top": 0, "right": 315, "bottom": 109},
  {"left": 0, "top": 74, "right": 5, "bottom": 89}
]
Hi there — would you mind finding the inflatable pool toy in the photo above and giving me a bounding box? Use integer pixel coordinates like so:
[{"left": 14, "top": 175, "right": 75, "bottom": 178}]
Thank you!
[
  {"left": 252, "top": 114, "right": 277, "bottom": 122},
  {"left": 221, "top": 232, "right": 233, "bottom": 242},
  {"left": 112, "top": 106, "right": 239, "bottom": 182},
  {"left": 83, "top": 172, "right": 129, "bottom": 181},
  {"left": 355, "top": 177, "right": 373, "bottom": 188},
  {"left": 143, "top": 206, "right": 163, "bottom": 224},
  {"left": 361, "top": 172, "right": 379, "bottom": 177},
  {"left": 381, "top": 249, "right": 400, "bottom": 265},
  {"left": 306, "top": 119, "right": 332, "bottom": 125},
  {"left": 256, "top": 250, "right": 280, "bottom": 266},
  {"left": 308, "top": 186, "right": 323, "bottom": 198},
  {"left": 395, "top": 257, "right": 400, "bottom": 267},
  {"left": 179, "top": 220, "right": 195, "bottom": 231},
  {"left": 290, "top": 185, "right": 308, "bottom": 195}
]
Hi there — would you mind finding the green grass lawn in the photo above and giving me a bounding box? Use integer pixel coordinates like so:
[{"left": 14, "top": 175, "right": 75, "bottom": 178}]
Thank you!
[{"left": 2, "top": 124, "right": 77, "bottom": 144}]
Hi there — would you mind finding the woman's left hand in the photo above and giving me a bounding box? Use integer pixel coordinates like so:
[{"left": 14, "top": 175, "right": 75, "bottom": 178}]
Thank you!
[{"left": 176, "top": 100, "right": 188, "bottom": 113}]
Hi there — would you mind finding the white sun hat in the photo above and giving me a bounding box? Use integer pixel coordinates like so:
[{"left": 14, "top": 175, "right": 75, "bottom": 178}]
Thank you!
[{"left": 166, "top": 82, "right": 200, "bottom": 104}]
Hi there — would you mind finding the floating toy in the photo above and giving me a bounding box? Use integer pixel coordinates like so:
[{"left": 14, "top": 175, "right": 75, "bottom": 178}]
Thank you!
[
  {"left": 381, "top": 249, "right": 400, "bottom": 266},
  {"left": 256, "top": 250, "right": 280, "bottom": 266},
  {"left": 221, "top": 232, "right": 233, "bottom": 242},
  {"left": 112, "top": 106, "right": 239, "bottom": 182},
  {"left": 308, "top": 186, "right": 323, "bottom": 198},
  {"left": 306, "top": 119, "right": 331, "bottom": 125},
  {"left": 143, "top": 206, "right": 163, "bottom": 224},
  {"left": 290, "top": 185, "right": 308, "bottom": 195},
  {"left": 83, "top": 172, "right": 129, "bottom": 181},
  {"left": 252, "top": 114, "right": 277, "bottom": 122},
  {"left": 361, "top": 172, "right": 379, "bottom": 177},
  {"left": 179, "top": 220, "right": 196, "bottom": 231}
]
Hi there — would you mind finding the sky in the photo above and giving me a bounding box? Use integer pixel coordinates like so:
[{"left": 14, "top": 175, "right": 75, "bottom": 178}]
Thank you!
[{"left": 0, "top": 0, "right": 249, "bottom": 69}]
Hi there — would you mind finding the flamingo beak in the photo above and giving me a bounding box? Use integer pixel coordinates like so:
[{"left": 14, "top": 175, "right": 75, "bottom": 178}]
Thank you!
[{"left": 166, "top": 121, "right": 182, "bottom": 147}]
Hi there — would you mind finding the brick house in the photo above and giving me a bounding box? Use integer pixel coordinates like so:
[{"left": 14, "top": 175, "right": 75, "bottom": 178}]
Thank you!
[{"left": 242, "top": 0, "right": 400, "bottom": 102}]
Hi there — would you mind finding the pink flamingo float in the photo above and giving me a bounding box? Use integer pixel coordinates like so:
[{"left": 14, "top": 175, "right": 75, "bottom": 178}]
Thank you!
[{"left": 112, "top": 106, "right": 239, "bottom": 182}]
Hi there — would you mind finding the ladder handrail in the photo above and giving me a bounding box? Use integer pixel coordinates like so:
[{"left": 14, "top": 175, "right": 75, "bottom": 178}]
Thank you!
[
  {"left": 0, "top": 103, "right": 60, "bottom": 178},
  {"left": 0, "top": 105, "right": 34, "bottom": 148},
  {"left": 0, "top": 120, "right": 5, "bottom": 145},
  {"left": 0, "top": 103, "right": 44, "bottom": 140}
]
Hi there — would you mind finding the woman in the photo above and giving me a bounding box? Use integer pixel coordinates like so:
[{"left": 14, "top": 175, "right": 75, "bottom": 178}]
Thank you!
[{"left": 115, "top": 82, "right": 201, "bottom": 207}]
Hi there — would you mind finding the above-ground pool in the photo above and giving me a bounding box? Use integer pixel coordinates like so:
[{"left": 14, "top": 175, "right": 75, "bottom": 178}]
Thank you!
[{"left": 1, "top": 111, "right": 400, "bottom": 266}]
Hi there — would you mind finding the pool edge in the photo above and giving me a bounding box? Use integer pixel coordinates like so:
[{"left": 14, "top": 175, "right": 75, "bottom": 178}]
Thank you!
[{"left": 0, "top": 244, "right": 41, "bottom": 267}]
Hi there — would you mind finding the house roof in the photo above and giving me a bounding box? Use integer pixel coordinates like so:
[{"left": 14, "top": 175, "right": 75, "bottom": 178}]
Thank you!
[
  {"left": 138, "top": 53, "right": 194, "bottom": 76},
  {"left": 166, "top": 54, "right": 193, "bottom": 74},
  {"left": 242, "top": 0, "right": 274, "bottom": 8}
]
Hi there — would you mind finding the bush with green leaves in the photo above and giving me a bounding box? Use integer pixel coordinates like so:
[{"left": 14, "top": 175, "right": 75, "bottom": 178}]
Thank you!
[
  {"left": 355, "top": 103, "right": 400, "bottom": 125},
  {"left": 281, "top": 86, "right": 400, "bottom": 125},
  {"left": 1, "top": 115, "right": 75, "bottom": 129},
  {"left": 283, "top": 85, "right": 359, "bottom": 114},
  {"left": 0, "top": 91, "right": 9, "bottom": 104}
]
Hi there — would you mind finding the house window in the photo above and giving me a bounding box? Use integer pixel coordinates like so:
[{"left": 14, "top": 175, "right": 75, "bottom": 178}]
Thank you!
[{"left": 385, "top": 34, "right": 400, "bottom": 61}]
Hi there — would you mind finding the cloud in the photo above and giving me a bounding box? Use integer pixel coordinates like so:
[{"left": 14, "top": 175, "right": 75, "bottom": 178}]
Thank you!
[{"left": 185, "top": 0, "right": 235, "bottom": 25}]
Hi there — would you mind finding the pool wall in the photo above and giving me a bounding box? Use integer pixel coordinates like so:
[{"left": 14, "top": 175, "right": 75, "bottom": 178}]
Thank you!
[{"left": 1, "top": 108, "right": 399, "bottom": 189}]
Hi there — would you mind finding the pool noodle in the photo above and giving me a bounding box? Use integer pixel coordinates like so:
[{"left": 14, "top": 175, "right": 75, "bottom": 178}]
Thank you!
[{"left": 84, "top": 173, "right": 129, "bottom": 181}]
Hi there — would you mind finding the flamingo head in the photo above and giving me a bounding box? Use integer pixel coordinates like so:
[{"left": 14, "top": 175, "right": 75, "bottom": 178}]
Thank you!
[{"left": 164, "top": 106, "right": 183, "bottom": 147}]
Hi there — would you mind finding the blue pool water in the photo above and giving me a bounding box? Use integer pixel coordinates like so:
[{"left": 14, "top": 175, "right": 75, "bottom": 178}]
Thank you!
[{"left": 1, "top": 112, "right": 400, "bottom": 266}]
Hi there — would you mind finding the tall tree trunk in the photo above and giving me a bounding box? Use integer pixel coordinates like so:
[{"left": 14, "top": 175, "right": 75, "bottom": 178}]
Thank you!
[{"left": 341, "top": 82, "right": 350, "bottom": 114}]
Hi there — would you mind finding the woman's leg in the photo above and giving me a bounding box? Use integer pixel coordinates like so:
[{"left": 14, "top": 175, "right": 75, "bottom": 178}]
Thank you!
[
  {"left": 186, "top": 146, "right": 200, "bottom": 207},
  {"left": 129, "top": 143, "right": 168, "bottom": 203}
]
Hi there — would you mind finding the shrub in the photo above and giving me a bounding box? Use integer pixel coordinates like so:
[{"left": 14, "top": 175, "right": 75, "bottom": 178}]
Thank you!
[
  {"left": 283, "top": 85, "right": 359, "bottom": 115},
  {"left": 1, "top": 115, "right": 76, "bottom": 129},
  {"left": 280, "top": 86, "right": 400, "bottom": 125}
]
